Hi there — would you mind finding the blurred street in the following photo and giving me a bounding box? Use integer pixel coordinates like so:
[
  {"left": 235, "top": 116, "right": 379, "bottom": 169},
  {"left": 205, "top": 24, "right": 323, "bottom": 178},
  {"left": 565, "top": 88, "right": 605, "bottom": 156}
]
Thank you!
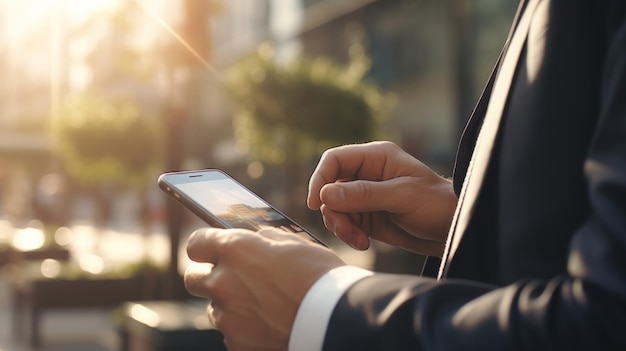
[
  {"left": 0, "top": 186, "right": 185, "bottom": 350},
  {"left": 0, "top": 208, "right": 374, "bottom": 351},
  {"left": 0, "top": 280, "right": 115, "bottom": 351},
  {"left": 0, "top": 218, "right": 177, "bottom": 351}
]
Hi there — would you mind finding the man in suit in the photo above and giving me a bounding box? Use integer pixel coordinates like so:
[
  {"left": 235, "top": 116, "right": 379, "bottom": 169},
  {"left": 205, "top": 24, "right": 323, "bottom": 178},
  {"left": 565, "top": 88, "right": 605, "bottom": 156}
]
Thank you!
[{"left": 184, "top": 0, "right": 626, "bottom": 349}]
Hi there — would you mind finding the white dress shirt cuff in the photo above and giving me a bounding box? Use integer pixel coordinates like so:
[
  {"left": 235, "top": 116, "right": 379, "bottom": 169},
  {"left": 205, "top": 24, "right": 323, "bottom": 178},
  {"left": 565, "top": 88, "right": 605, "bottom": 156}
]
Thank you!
[{"left": 288, "top": 265, "right": 373, "bottom": 351}]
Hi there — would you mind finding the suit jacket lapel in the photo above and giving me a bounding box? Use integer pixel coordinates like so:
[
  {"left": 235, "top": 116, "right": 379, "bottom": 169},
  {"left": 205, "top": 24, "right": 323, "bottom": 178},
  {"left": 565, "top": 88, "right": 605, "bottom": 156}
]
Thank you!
[
  {"left": 439, "top": 0, "right": 541, "bottom": 280},
  {"left": 451, "top": 0, "right": 529, "bottom": 194}
]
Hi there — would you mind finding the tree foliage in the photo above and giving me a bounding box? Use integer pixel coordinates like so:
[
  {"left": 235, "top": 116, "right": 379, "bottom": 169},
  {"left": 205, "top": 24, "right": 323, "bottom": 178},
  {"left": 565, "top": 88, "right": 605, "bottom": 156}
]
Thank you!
[
  {"left": 52, "top": 94, "right": 163, "bottom": 188},
  {"left": 227, "top": 44, "right": 395, "bottom": 165}
]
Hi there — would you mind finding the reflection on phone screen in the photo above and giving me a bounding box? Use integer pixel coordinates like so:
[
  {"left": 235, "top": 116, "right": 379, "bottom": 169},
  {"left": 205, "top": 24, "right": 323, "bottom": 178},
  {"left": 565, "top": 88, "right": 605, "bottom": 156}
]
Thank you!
[{"left": 176, "top": 178, "right": 305, "bottom": 234}]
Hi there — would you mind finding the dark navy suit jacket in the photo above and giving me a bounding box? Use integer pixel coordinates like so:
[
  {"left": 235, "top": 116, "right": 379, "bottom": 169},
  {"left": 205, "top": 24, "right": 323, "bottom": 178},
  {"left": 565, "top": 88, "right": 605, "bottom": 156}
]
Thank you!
[{"left": 323, "top": 0, "right": 626, "bottom": 349}]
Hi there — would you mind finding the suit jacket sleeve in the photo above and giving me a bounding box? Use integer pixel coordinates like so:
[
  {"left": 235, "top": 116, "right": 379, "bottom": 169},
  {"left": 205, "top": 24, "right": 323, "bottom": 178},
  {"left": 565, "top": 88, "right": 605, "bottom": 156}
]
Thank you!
[{"left": 322, "top": 3, "right": 626, "bottom": 351}]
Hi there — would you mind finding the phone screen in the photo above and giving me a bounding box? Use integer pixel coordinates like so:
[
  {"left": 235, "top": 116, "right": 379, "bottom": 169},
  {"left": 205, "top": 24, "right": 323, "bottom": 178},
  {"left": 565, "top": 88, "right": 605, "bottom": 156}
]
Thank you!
[{"left": 159, "top": 169, "right": 326, "bottom": 245}]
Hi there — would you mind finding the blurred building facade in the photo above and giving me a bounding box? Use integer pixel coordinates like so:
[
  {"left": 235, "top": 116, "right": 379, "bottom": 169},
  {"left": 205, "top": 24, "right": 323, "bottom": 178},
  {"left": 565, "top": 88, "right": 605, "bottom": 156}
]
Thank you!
[
  {"left": 0, "top": 0, "right": 517, "bottom": 172},
  {"left": 295, "top": 0, "right": 517, "bottom": 171},
  {"left": 0, "top": 0, "right": 517, "bottom": 257},
  {"left": 185, "top": 0, "right": 518, "bottom": 173}
]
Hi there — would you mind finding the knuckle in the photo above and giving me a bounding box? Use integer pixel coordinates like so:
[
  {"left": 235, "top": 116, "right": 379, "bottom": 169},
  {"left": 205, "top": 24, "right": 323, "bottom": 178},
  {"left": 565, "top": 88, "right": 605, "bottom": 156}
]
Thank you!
[
  {"left": 218, "top": 232, "right": 257, "bottom": 262},
  {"left": 186, "top": 228, "right": 213, "bottom": 257},
  {"left": 355, "top": 181, "right": 373, "bottom": 201},
  {"left": 187, "top": 228, "right": 211, "bottom": 251},
  {"left": 186, "top": 229, "right": 202, "bottom": 250},
  {"left": 204, "top": 272, "right": 227, "bottom": 302}
]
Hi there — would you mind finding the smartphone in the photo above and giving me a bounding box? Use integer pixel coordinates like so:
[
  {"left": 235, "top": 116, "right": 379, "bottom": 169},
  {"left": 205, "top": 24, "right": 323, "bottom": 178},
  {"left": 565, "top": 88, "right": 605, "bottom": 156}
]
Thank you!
[{"left": 157, "top": 169, "right": 327, "bottom": 246}]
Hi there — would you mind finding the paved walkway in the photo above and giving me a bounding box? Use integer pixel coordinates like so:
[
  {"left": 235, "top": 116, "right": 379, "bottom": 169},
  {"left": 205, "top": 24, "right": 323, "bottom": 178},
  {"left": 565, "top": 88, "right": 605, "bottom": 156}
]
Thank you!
[
  {"left": 0, "top": 218, "right": 175, "bottom": 351},
  {"left": 0, "top": 276, "right": 118, "bottom": 351}
]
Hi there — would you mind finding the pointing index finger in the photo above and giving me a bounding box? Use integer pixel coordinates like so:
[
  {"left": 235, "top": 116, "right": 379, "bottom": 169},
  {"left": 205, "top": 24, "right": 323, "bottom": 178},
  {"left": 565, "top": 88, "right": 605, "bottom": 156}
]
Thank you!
[
  {"left": 307, "top": 145, "right": 366, "bottom": 210},
  {"left": 307, "top": 152, "right": 334, "bottom": 210}
]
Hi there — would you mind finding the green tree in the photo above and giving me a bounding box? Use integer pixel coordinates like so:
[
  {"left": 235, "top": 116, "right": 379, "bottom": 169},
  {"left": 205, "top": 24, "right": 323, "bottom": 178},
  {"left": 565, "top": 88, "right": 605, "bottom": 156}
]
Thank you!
[
  {"left": 228, "top": 44, "right": 394, "bottom": 166},
  {"left": 227, "top": 44, "right": 395, "bottom": 221},
  {"left": 53, "top": 93, "right": 162, "bottom": 189}
]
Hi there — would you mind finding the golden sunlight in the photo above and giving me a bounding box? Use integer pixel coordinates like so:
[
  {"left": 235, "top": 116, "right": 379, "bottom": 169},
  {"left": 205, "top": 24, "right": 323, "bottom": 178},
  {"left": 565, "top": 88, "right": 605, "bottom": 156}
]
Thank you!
[{"left": 11, "top": 221, "right": 45, "bottom": 251}]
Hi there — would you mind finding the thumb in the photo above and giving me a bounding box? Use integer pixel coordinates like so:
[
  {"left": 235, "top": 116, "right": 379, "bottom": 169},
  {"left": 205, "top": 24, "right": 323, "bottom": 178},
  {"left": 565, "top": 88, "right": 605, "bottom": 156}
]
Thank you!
[{"left": 320, "top": 179, "right": 407, "bottom": 213}]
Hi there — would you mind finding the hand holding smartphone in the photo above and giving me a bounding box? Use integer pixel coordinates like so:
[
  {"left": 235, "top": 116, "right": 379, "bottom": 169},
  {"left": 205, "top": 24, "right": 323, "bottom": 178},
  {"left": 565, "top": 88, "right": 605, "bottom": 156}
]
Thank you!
[{"left": 157, "top": 169, "right": 327, "bottom": 246}]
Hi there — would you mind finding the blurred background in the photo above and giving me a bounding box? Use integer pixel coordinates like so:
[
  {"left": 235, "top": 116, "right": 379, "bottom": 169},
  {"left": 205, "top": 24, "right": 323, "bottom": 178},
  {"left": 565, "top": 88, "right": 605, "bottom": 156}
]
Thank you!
[{"left": 0, "top": 0, "right": 516, "bottom": 350}]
